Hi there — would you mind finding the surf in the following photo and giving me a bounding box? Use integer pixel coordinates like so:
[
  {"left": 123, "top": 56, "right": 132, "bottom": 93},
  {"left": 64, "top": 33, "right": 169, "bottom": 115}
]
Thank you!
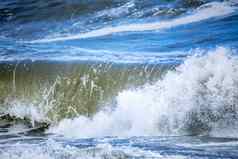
[{"left": 44, "top": 47, "right": 238, "bottom": 138}]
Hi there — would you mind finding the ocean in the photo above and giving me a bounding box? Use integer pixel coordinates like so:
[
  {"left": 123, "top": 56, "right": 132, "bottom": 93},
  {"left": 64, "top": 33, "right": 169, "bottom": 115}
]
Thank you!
[{"left": 0, "top": 0, "right": 238, "bottom": 158}]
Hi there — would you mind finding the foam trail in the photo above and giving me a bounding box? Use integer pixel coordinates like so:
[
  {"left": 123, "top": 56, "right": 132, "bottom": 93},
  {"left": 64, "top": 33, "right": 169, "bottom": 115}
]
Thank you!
[
  {"left": 49, "top": 47, "right": 238, "bottom": 138},
  {"left": 0, "top": 139, "right": 187, "bottom": 159},
  {"left": 32, "top": 2, "right": 236, "bottom": 43}
]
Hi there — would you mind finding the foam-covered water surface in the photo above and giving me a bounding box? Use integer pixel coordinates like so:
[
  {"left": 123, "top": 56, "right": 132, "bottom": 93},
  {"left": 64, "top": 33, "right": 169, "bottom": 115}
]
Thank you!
[{"left": 1, "top": 135, "right": 238, "bottom": 159}]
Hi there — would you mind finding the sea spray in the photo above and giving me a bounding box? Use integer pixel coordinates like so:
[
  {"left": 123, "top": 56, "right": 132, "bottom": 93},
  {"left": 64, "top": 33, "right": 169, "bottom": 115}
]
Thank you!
[{"left": 49, "top": 47, "right": 238, "bottom": 138}]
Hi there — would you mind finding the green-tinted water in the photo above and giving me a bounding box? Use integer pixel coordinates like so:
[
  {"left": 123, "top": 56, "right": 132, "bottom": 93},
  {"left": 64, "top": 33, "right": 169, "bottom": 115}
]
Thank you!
[{"left": 0, "top": 61, "right": 174, "bottom": 123}]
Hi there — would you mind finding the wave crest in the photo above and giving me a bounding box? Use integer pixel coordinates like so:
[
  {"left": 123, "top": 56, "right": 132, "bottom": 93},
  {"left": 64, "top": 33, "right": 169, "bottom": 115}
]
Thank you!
[{"left": 49, "top": 47, "right": 238, "bottom": 138}]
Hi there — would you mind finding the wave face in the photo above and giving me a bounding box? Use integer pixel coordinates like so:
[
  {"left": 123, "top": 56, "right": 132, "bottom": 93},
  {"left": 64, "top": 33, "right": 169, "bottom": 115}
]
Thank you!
[
  {"left": 1, "top": 47, "right": 238, "bottom": 138},
  {"left": 48, "top": 47, "right": 238, "bottom": 138},
  {"left": 0, "top": 61, "right": 170, "bottom": 123}
]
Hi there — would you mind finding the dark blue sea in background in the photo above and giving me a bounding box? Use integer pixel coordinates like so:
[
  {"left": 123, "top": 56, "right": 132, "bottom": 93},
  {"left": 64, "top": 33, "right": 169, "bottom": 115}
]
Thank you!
[
  {"left": 1, "top": 0, "right": 238, "bottom": 158},
  {"left": 1, "top": 0, "right": 238, "bottom": 63}
]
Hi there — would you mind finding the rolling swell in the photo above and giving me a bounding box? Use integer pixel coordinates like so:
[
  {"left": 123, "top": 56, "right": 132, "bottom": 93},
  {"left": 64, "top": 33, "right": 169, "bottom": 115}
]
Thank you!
[
  {"left": 1, "top": 0, "right": 228, "bottom": 41},
  {"left": 31, "top": 1, "right": 236, "bottom": 43},
  {"left": 0, "top": 0, "right": 206, "bottom": 24}
]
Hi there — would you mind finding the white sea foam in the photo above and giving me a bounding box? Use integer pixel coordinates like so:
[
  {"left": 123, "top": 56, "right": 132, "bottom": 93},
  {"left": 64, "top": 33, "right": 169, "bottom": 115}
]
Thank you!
[
  {"left": 32, "top": 1, "right": 236, "bottom": 43},
  {"left": 1, "top": 95, "right": 54, "bottom": 126},
  {"left": 49, "top": 47, "right": 238, "bottom": 138},
  {"left": 0, "top": 139, "right": 188, "bottom": 159},
  {"left": 3, "top": 100, "right": 46, "bottom": 125},
  {"left": 94, "top": 1, "right": 135, "bottom": 18}
]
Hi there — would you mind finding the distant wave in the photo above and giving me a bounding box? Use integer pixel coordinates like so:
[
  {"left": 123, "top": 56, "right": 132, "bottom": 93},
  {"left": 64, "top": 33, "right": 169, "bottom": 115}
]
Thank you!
[
  {"left": 0, "top": 46, "right": 187, "bottom": 63},
  {"left": 31, "top": 1, "right": 236, "bottom": 43}
]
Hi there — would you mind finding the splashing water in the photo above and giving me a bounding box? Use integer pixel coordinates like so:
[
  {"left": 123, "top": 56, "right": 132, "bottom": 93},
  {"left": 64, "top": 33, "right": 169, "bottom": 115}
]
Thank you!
[{"left": 49, "top": 47, "right": 238, "bottom": 138}]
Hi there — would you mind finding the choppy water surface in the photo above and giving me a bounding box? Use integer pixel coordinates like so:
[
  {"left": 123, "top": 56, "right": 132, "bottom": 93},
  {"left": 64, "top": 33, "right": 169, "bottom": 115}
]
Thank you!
[{"left": 1, "top": 0, "right": 238, "bottom": 158}]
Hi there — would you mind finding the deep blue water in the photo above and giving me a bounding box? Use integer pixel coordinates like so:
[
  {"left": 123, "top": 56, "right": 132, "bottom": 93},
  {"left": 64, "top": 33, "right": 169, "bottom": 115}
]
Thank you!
[{"left": 1, "top": 0, "right": 238, "bottom": 63}]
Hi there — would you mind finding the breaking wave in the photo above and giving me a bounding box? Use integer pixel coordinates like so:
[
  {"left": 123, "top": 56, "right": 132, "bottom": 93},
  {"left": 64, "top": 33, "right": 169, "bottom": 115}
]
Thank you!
[{"left": 49, "top": 47, "right": 238, "bottom": 138}]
